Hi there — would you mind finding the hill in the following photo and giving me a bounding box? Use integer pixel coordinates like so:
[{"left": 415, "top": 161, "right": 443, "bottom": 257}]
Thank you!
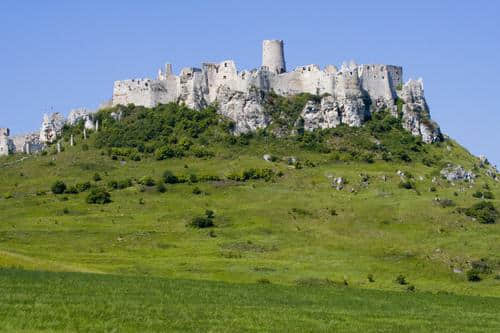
[{"left": 0, "top": 99, "right": 499, "bottom": 330}]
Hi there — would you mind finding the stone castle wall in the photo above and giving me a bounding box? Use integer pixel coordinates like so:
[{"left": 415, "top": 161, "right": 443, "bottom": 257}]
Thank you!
[{"left": 109, "top": 39, "right": 439, "bottom": 142}]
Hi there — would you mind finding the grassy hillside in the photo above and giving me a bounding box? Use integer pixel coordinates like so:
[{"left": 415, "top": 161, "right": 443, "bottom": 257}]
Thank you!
[
  {"left": 1, "top": 268, "right": 499, "bottom": 332},
  {"left": 0, "top": 101, "right": 499, "bottom": 330}
]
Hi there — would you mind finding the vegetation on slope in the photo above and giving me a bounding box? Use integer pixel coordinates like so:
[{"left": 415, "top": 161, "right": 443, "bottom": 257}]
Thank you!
[{"left": 0, "top": 97, "right": 498, "bottom": 302}]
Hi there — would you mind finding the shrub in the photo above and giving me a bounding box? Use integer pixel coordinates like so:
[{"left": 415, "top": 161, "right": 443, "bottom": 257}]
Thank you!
[
  {"left": 65, "top": 186, "right": 79, "bottom": 194},
  {"left": 189, "top": 210, "right": 215, "bottom": 228},
  {"left": 51, "top": 181, "right": 67, "bottom": 194},
  {"left": 192, "top": 186, "right": 202, "bottom": 195},
  {"left": 367, "top": 274, "right": 375, "bottom": 283},
  {"left": 436, "top": 198, "right": 455, "bottom": 208},
  {"left": 86, "top": 188, "right": 111, "bottom": 204},
  {"left": 472, "top": 191, "right": 483, "bottom": 198},
  {"left": 117, "top": 179, "right": 132, "bottom": 189},
  {"left": 107, "top": 180, "right": 119, "bottom": 190},
  {"left": 228, "top": 168, "right": 278, "bottom": 182},
  {"left": 155, "top": 145, "right": 184, "bottom": 160},
  {"left": 430, "top": 186, "right": 437, "bottom": 192},
  {"left": 82, "top": 144, "right": 89, "bottom": 151},
  {"left": 156, "top": 183, "right": 166, "bottom": 193},
  {"left": 138, "top": 176, "right": 155, "bottom": 187},
  {"left": 406, "top": 285, "right": 416, "bottom": 292},
  {"left": 471, "top": 259, "right": 492, "bottom": 274},
  {"left": 3, "top": 192, "right": 13, "bottom": 199},
  {"left": 483, "top": 191, "right": 494, "bottom": 199},
  {"left": 398, "top": 180, "right": 414, "bottom": 190},
  {"left": 466, "top": 269, "right": 481, "bottom": 282},
  {"left": 162, "top": 170, "right": 179, "bottom": 184},
  {"left": 395, "top": 274, "right": 407, "bottom": 285},
  {"left": 93, "top": 173, "right": 102, "bottom": 182},
  {"left": 190, "top": 216, "right": 214, "bottom": 228},
  {"left": 462, "top": 201, "right": 498, "bottom": 224},
  {"left": 63, "top": 207, "right": 69, "bottom": 214},
  {"left": 76, "top": 181, "right": 92, "bottom": 192},
  {"left": 257, "top": 278, "right": 271, "bottom": 284}
]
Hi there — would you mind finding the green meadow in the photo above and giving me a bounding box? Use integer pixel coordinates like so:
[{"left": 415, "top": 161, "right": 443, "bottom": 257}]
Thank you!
[{"left": 0, "top": 103, "right": 498, "bottom": 331}]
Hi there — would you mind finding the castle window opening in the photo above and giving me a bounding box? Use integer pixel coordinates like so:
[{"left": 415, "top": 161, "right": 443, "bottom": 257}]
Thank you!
[
  {"left": 224, "top": 63, "right": 227, "bottom": 67},
  {"left": 223, "top": 75, "right": 227, "bottom": 79}
]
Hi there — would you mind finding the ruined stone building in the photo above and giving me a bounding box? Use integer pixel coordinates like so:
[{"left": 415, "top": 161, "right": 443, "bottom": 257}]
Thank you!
[{"left": 112, "top": 40, "right": 441, "bottom": 142}]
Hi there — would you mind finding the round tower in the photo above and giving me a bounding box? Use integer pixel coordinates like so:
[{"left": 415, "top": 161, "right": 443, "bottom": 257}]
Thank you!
[{"left": 262, "top": 40, "right": 286, "bottom": 74}]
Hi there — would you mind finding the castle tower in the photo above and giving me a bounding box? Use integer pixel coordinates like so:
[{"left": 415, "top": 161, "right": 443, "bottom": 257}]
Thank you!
[{"left": 262, "top": 40, "right": 286, "bottom": 74}]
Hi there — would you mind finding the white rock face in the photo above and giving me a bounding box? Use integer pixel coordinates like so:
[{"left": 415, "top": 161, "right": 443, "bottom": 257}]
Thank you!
[
  {"left": 440, "top": 164, "right": 476, "bottom": 182},
  {"left": 400, "top": 79, "right": 442, "bottom": 143},
  {"left": 0, "top": 128, "right": 10, "bottom": 156},
  {"left": 215, "top": 86, "right": 269, "bottom": 134},
  {"left": 67, "top": 108, "right": 93, "bottom": 126},
  {"left": 300, "top": 94, "right": 367, "bottom": 131},
  {"left": 40, "top": 113, "right": 65, "bottom": 143}
]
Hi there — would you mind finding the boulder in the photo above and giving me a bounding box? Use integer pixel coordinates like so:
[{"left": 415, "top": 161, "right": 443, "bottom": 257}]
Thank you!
[{"left": 440, "top": 164, "right": 476, "bottom": 182}]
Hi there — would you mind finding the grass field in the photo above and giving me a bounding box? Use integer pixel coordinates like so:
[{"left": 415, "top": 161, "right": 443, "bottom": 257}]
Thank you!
[
  {"left": 0, "top": 106, "right": 499, "bottom": 331},
  {"left": 1, "top": 268, "right": 499, "bottom": 332}
]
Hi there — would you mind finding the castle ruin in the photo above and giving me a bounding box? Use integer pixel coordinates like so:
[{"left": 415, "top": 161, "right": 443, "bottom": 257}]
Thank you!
[{"left": 112, "top": 40, "right": 440, "bottom": 142}]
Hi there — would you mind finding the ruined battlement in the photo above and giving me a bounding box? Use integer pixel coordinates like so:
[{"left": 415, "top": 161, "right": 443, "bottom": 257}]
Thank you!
[
  {"left": 112, "top": 40, "right": 403, "bottom": 111},
  {"left": 109, "top": 40, "right": 439, "bottom": 142}
]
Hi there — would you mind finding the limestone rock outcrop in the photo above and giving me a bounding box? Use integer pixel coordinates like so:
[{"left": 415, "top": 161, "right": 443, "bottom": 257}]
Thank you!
[
  {"left": 40, "top": 113, "right": 65, "bottom": 143},
  {"left": 440, "top": 164, "right": 476, "bottom": 182},
  {"left": 215, "top": 86, "right": 269, "bottom": 134},
  {"left": 399, "top": 79, "right": 442, "bottom": 143}
]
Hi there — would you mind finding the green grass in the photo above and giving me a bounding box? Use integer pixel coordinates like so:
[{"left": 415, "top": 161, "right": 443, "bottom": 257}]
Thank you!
[
  {"left": 0, "top": 102, "right": 499, "bottom": 330},
  {"left": 1, "top": 268, "right": 499, "bottom": 332}
]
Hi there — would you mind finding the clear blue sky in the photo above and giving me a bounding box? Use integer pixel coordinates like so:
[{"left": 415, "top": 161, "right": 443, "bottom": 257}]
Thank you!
[{"left": 1, "top": 1, "right": 499, "bottom": 165}]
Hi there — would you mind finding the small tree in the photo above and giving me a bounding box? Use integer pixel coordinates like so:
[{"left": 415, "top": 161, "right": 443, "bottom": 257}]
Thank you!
[
  {"left": 51, "top": 180, "right": 67, "bottom": 194},
  {"left": 162, "top": 170, "right": 179, "bottom": 184},
  {"left": 86, "top": 188, "right": 111, "bottom": 204}
]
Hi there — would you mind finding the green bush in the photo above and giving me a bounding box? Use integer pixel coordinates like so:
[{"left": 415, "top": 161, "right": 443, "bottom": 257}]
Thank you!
[
  {"left": 86, "top": 188, "right": 111, "bottom": 204},
  {"left": 395, "top": 274, "right": 407, "bottom": 285},
  {"left": 462, "top": 201, "right": 498, "bottom": 224},
  {"left": 138, "top": 176, "right": 155, "bottom": 187},
  {"left": 190, "top": 216, "right": 214, "bottom": 228},
  {"left": 76, "top": 181, "right": 91, "bottom": 192},
  {"left": 108, "top": 179, "right": 133, "bottom": 190},
  {"left": 156, "top": 183, "right": 166, "bottom": 193},
  {"left": 227, "top": 168, "right": 279, "bottom": 182},
  {"left": 398, "top": 180, "right": 414, "bottom": 190},
  {"left": 162, "top": 170, "right": 179, "bottom": 184},
  {"left": 189, "top": 210, "right": 215, "bottom": 228},
  {"left": 483, "top": 191, "right": 494, "bottom": 199},
  {"left": 65, "top": 186, "right": 79, "bottom": 194},
  {"left": 472, "top": 191, "right": 483, "bottom": 198},
  {"left": 466, "top": 269, "right": 481, "bottom": 282},
  {"left": 51, "top": 181, "right": 67, "bottom": 194},
  {"left": 93, "top": 173, "right": 102, "bottom": 182},
  {"left": 192, "top": 186, "right": 202, "bottom": 195},
  {"left": 155, "top": 145, "right": 184, "bottom": 160}
]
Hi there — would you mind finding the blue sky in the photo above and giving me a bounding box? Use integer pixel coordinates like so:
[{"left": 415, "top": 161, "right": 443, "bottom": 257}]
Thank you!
[{"left": 1, "top": 1, "right": 499, "bottom": 164}]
